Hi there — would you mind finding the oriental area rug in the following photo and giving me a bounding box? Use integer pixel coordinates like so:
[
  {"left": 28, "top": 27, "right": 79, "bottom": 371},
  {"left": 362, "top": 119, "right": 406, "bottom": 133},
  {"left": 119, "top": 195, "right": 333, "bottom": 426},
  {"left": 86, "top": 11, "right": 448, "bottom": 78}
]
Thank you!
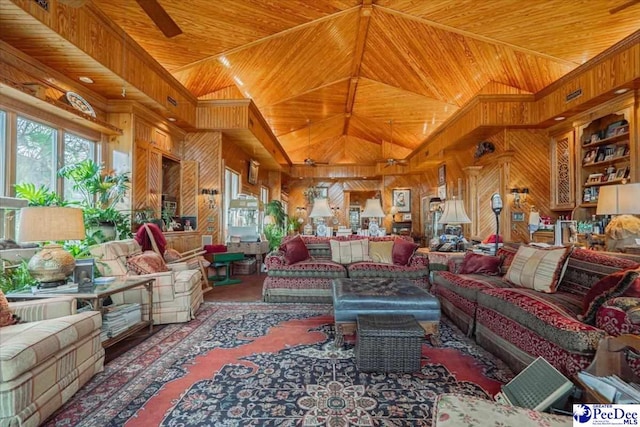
[{"left": 44, "top": 302, "right": 513, "bottom": 427}]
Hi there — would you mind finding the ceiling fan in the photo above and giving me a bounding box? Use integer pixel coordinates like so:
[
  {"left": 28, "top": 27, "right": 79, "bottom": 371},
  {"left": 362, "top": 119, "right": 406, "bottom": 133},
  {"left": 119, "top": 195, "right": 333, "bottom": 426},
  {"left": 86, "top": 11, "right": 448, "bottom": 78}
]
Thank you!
[
  {"left": 381, "top": 158, "right": 409, "bottom": 168},
  {"left": 302, "top": 120, "right": 328, "bottom": 167},
  {"left": 377, "top": 120, "right": 408, "bottom": 167},
  {"left": 610, "top": 0, "right": 640, "bottom": 13},
  {"left": 58, "top": 0, "right": 182, "bottom": 38},
  {"left": 135, "top": 0, "right": 183, "bottom": 38}
]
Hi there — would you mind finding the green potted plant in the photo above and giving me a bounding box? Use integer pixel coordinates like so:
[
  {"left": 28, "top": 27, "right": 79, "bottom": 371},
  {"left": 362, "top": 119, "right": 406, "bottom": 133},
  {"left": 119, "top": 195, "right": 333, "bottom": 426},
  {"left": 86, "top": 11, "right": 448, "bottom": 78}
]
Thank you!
[
  {"left": 58, "top": 159, "right": 132, "bottom": 242},
  {"left": 264, "top": 200, "right": 287, "bottom": 250}
]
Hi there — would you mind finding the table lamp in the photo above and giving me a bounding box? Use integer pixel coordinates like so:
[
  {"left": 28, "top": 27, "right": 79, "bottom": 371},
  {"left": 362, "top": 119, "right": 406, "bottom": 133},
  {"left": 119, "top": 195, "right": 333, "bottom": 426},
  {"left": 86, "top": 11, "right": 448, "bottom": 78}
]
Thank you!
[
  {"left": 596, "top": 183, "right": 640, "bottom": 251},
  {"left": 361, "top": 198, "right": 385, "bottom": 236},
  {"left": 309, "top": 198, "right": 332, "bottom": 236},
  {"left": 439, "top": 197, "right": 471, "bottom": 251},
  {"left": 18, "top": 206, "right": 85, "bottom": 287}
]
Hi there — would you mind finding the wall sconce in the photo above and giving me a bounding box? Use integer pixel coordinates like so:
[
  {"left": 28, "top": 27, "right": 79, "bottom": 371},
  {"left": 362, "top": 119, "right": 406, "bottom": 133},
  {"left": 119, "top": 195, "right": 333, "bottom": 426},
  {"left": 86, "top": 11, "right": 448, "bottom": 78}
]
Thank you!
[
  {"left": 510, "top": 188, "right": 529, "bottom": 209},
  {"left": 201, "top": 188, "right": 219, "bottom": 209},
  {"left": 390, "top": 205, "right": 399, "bottom": 222}
]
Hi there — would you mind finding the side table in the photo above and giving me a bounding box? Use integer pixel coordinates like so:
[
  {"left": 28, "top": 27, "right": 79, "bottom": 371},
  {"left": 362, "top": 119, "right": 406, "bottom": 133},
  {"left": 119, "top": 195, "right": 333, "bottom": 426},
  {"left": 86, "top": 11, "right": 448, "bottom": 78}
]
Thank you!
[
  {"left": 226, "top": 241, "right": 270, "bottom": 275},
  {"left": 6, "top": 277, "right": 154, "bottom": 348}
]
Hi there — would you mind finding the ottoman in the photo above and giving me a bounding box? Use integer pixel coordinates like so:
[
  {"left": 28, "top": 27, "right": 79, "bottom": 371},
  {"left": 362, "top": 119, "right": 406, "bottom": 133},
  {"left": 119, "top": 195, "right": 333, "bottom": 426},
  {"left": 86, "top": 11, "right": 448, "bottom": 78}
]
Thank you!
[
  {"left": 356, "top": 314, "right": 423, "bottom": 372},
  {"left": 332, "top": 278, "right": 441, "bottom": 347}
]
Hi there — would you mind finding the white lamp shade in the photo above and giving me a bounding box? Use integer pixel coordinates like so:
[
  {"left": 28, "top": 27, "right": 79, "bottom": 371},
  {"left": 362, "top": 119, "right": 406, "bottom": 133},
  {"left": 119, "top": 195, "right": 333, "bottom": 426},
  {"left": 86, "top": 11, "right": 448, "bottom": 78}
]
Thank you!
[
  {"left": 309, "top": 198, "right": 332, "bottom": 218},
  {"left": 18, "top": 207, "right": 85, "bottom": 242},
  {"left": 361, "top": 198, "right": 385, "bottom": 218},
  {"left": 440, "top": 199, "right": 471, "bottom": 224},
  {"left": 597, "top": 183, "right": 640, "bottom": 215}
]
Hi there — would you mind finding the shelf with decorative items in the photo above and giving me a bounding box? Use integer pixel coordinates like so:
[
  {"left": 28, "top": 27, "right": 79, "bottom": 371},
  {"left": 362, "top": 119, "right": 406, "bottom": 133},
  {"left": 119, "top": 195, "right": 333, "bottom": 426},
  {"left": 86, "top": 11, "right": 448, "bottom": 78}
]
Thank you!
[{"left": 577, "top": 109, "right": 633, "bottom": 209}]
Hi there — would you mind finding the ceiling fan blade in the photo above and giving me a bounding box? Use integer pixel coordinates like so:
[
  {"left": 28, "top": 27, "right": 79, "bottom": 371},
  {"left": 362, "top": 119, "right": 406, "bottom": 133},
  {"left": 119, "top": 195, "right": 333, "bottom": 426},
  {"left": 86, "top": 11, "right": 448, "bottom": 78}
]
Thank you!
[
  {"left": 135, "top": 0, "right": 183, "bottom": 38},
  {"left": 610, "top": 0, "right": 640, "bottom": 13}
]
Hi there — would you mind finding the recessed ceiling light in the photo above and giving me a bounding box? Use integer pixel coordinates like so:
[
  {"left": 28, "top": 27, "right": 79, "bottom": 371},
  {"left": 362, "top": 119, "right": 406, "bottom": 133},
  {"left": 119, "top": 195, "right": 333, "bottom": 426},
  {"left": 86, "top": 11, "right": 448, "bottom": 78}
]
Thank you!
[
  {"left": 613, "top": 88, "right": 629, "bottom": 95},
  {"left": 554, "top": 116, "right": 565, "bottom": 121},
  {"left": 167, "top": 117, "right": 177, "bottom": 122},
  {"left": 78, "top": 76, "right": 94, "bottom": 84}
]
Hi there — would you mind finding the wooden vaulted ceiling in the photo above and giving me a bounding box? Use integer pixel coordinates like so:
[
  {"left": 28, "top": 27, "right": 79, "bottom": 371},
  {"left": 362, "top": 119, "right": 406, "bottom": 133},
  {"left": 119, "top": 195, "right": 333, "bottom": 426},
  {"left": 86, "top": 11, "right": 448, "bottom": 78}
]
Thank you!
[{"left": 1, "top": 0, "right": 639, "bottom": 170}]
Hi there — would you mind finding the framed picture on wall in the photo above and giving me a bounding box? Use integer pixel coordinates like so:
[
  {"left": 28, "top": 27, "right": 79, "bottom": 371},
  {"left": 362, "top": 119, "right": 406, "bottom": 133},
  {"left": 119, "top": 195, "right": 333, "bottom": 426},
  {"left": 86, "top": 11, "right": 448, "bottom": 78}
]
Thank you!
[
  {"left": 392, "top": 189, "right": 411, "bottom": 213},
  {"left": 315, "top": 186, "right": 328, "bottom": 199},
  {"left": 438, "top": 164, "right": 446, "bottom": 186},
  {"left": 248, "top": 159, "right": 259, "bottom": 185}
]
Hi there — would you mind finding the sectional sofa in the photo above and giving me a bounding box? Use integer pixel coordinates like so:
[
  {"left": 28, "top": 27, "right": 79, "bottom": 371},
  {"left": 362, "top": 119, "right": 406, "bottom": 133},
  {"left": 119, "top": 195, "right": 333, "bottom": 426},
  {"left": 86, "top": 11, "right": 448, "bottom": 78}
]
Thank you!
[
  {"left": 431, "top": 245, "right": 640, "bottom": 376},
  {"left": 263, "top": 235, "right": 429, "bottom": 303}
]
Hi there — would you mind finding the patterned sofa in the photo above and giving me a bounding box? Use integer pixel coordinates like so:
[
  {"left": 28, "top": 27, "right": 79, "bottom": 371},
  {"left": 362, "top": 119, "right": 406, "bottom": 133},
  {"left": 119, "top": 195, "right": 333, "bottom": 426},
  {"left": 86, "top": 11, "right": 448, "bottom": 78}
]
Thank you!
[
  {"left": 263, "top": 235, "right": 429, "bottom": 303},
  {"left": 431, "top": 245, "right": 640, "bottom": 376},
  {"left": 89, "top": 239, "right": 203, "bottom": 324},
  {"left": 0, "top": 296, "right": 104, "bottom": 427}
]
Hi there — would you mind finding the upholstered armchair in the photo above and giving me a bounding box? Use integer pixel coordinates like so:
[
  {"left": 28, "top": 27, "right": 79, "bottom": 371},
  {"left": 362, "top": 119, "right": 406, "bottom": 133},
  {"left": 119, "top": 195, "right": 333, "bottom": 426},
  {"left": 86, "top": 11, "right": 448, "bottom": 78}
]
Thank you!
[
  {"left": 0, "top": 296, "right": 104, "bottom": 427},
  {"left": 89, "top": 239, "right": 203, "bottom": 324}
]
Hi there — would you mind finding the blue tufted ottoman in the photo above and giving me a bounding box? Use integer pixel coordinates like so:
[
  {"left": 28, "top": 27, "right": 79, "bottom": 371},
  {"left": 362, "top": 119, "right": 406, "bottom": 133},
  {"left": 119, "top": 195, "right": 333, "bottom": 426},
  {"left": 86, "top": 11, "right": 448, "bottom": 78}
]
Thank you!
[{"left": 332, "top": 278, "right": 441, "bottom": 347}]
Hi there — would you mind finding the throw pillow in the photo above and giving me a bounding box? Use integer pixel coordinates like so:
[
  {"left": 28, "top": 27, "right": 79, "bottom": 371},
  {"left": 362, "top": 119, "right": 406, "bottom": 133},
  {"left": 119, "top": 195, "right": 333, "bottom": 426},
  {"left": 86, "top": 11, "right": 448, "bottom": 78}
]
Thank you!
[
  {"left": 392, "top": 238, "right": 419, "bottom": 265},
  {"left": 0, "top": 289, "right": 19, "bottom": 327},
  {"left": 504, "top": 245, "right": 571, "bottom": 293},
  {"left": 164, "top": 248, "right": 182, "bottom": 263},
  {"left": 580, "top": 269, "right": 640, "bottom": 324},
  {"left": 459, "top": 252, "right": 502, "bottom": 275},
  {"left": 279, "top": 235, "right": 310, "bottom": 265},
  {"left": 330, "top": 239, "right": 370, "bottom": 264},
  {"left": 369, "top": 241, "right": 394, "bottom": 264},
  {"left": 126, "top": 251, "right": 169, "bottom": 275}
]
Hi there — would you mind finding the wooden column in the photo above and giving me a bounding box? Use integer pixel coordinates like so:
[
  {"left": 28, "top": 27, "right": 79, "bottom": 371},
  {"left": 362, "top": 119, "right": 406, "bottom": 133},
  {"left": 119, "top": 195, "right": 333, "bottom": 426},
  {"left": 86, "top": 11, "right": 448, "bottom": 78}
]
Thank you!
[{"left": 463, "top": 166, "right": 483, "bottom": 238}]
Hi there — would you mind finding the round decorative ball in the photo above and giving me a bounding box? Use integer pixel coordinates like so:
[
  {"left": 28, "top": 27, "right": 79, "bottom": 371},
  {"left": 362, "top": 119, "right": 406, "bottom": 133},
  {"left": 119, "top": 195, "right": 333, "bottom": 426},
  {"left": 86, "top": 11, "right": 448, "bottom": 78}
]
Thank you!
[{"left": 27, "top": 244, "right": 76, "bottom": 283}]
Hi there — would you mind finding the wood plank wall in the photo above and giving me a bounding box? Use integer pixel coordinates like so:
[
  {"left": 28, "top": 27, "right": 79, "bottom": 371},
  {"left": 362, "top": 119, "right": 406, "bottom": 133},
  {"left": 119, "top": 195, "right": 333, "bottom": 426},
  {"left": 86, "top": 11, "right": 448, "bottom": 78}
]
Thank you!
[{"left": 184, "top": 131, "right": 222, "bottom": 243}]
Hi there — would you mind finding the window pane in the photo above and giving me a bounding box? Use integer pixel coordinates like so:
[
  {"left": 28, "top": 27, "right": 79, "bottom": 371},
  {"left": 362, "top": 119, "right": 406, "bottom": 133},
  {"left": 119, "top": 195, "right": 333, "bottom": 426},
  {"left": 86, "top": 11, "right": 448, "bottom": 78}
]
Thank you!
[
  {"left": 16, "top": 117, "right": 57, "bottom": 189},
  {"left": 63, "top": 132, "right": 95, "bottom": 201},
  {"left": 0, "top": 110, "right": 6, "bottom": 196}
]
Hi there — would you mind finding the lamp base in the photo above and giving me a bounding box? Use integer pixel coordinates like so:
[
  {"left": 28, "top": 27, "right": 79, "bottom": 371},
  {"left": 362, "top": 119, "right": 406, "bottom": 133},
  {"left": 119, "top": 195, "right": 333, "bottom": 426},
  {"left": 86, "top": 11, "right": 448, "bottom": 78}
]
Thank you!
[{"left": 27, "top": 244, "right": 75, "bottom": 283}]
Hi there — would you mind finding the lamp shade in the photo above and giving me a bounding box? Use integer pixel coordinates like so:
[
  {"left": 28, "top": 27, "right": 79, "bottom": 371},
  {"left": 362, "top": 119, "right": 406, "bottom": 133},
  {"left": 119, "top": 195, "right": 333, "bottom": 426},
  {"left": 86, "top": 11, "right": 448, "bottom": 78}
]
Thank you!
[
  {"left": 361, "top": 198, "right": 385, "bottom": 218},
  {"left": 18, "top": 207, "right": 85, "bottom": 242},
  {"left": 439, "top": 199, "right": 471, "bottom": 224},
  {"left": 390, "top": 206, "right": 399, "bottom": 215},
  {"left": 309, "top": 198, "right": 332, "bottom": 218},
  {"left": 597, "top": 183, "right": 640, "bottom": 215}
]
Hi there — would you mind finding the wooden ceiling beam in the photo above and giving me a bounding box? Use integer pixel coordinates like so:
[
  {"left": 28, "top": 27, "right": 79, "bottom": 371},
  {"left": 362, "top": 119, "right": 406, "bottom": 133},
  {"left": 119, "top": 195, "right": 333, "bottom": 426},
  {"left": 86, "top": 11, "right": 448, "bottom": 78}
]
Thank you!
[
  {"left": 375, "top": 5, "right": 578, "bottom": 67},
  {"left": 172, "top": 6, "right": 360, "bottom": 73},
  {"left": 342, "top": 2, "right": 372, "bottom": 135}
]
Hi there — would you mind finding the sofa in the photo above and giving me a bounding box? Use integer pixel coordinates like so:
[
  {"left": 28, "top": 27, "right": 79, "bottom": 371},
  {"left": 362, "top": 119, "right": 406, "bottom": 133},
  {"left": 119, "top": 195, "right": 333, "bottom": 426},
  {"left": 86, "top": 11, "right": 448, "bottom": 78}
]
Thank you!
[
  {"left": 431, "top": 245, "right": 640, "bottom": 376},
  {"left": 0, "top": 296, "right": 104, "bottom": 427},
  {"left": 89, "top": 239, "right": 203, "bottom": 324},
  {"left": 263, "top": 235, "right": 429, "bottom": 303}
]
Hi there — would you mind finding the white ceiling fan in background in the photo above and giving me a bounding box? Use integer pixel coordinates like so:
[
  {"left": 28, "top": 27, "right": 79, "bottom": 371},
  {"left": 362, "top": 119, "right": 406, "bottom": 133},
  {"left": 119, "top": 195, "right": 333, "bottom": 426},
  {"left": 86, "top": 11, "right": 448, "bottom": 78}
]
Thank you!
[
  {"left": 377, "top": 120, "right": 408, "bottom": 167},
  {"left": 303, "top": 120, "right": 328, "bottom": 167}
]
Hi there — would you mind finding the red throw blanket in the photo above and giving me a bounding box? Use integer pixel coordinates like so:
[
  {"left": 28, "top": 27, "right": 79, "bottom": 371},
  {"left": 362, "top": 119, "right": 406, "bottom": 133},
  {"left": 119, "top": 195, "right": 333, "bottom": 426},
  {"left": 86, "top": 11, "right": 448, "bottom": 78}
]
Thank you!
[{"left": 135, "top": 223, "right": 167, "bottom": 255}]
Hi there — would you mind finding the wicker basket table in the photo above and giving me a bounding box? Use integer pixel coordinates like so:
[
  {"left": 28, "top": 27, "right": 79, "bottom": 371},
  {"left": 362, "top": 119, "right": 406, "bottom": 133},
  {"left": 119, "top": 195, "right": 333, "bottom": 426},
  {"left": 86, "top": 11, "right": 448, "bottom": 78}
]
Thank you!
[{"left": 356, "top": 314, "right": 424, "bottom": 372}]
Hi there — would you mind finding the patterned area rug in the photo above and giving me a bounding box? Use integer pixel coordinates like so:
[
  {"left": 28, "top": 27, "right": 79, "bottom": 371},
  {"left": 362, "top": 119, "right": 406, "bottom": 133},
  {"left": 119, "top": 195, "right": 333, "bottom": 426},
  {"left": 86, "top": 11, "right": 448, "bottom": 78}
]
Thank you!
[{"left": 45, "top": 302, "right": 513, "bottom": 426}]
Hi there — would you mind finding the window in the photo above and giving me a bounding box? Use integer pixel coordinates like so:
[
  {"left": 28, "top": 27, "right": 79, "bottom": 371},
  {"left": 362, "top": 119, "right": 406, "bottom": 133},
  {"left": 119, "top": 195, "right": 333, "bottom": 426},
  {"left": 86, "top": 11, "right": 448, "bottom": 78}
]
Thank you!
[
  {"left": 224, "top": 168, "right": 240, "bottom": 241},
  {"left": 260, "top": 185, "right": 269, "bottom": 230},
  {"left": 0, "top": 110, "right": 6, "bottom": 196},
  {"left": 63, "top": 132, "right": 96, "bottom": 201},
  {"left": 16, "top": 116, "right": 58, "bottom": 190}
]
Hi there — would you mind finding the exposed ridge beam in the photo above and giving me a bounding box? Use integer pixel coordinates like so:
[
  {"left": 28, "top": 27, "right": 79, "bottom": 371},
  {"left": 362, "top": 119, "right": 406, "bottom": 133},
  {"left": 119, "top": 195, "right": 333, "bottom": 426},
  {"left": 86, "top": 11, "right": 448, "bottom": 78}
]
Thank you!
[
  {"left": 375, "top": 5, "right": 578, "bottom": 67},
  {"left": 343, "top": 1, "right": 372, "bottom": 135},
  {"left": 173, "top": 6, "right": 361, "bottom": 73}
]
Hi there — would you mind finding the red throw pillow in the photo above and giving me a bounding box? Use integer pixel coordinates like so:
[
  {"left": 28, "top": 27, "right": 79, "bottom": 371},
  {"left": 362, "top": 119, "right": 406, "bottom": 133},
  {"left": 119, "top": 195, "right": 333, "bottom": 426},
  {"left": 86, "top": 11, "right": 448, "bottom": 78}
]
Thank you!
[
  {"left": 392, "top": 238, "right": 419, "bottom": 266},
  {"left": 458, "top": 252, "right": 502, "bottom": 275},
  {"left": 279, "top": 235, "right": 310, "bottom": 265},
  {"left": 0, "top": 289, "right": 19, "bottom": 327},
  {"left": 126, "top": 251, "right": 169, "bottom": 275},
  {"left": 581, "top": 269, "right": 640, "bottom": 324}
]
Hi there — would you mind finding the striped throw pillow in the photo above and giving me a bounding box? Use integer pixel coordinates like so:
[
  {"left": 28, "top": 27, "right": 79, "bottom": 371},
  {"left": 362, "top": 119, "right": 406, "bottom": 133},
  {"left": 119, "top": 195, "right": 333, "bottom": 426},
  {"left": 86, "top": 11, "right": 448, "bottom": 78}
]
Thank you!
[
  {"left": 504, "top": 245, "right": 571, "bottom": 293},
  {"left": 330, "top": 239, "right": 370, "bottom": 264}
]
